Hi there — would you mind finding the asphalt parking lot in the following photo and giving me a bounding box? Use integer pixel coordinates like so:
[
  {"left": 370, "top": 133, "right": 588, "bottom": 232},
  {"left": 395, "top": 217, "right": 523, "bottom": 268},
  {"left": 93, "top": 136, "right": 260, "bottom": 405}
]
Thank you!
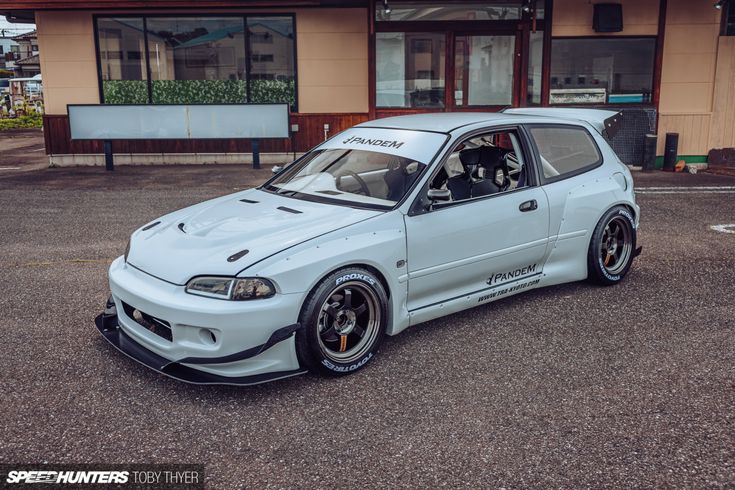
[{"left": 0, "top": 162, "right": 733, "bottom": 488}]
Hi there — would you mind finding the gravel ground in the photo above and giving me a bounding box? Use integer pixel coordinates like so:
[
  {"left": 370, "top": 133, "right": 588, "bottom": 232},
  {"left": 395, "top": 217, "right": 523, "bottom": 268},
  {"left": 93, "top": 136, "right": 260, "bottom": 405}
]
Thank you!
[
  {"left": 0, "top": 129, "right": 47, "bottom": 170},
  {"left": 0, "top": 164, "right": 733, "bottom": 489}
]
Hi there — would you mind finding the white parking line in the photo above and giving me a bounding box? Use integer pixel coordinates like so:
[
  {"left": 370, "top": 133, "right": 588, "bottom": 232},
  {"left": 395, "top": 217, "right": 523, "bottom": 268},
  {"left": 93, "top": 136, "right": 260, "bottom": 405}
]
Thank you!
[
  {"left": 710, "top": 224, "right": 735, "bottom": 234},
  {"left": 0, "top": 167, "right": 21, "bottom": 170},
  {"left": 636, "top": 186, "right": 735, "bottom": 190},
  {"left": 635, "top": 186, "right": 735, "bottom": 194}
]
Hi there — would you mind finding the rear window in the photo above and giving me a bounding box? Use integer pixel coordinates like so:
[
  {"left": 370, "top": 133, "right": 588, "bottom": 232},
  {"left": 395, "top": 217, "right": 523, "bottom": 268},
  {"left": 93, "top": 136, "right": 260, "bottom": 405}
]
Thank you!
[{"left": 528, "top": 126, "right": 602, "bottom": 180}]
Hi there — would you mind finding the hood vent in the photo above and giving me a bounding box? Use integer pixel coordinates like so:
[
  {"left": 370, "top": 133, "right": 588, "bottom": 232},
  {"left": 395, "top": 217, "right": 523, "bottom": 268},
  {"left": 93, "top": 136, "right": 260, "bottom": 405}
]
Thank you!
[
  {"left": 240, "top": 198, "right": 259, "bottom": 204},
  {"left": 227, "top": 249, "right": 250, "bottom": 262},
  {"left": 277, "top": 206, "right": 302, "bottom": 214},
  {"left": 142, "top": 221, "right": 161, "bottom": 231},
  {"left": 178, "top": 223, "right": 186, "bottom": 233}
]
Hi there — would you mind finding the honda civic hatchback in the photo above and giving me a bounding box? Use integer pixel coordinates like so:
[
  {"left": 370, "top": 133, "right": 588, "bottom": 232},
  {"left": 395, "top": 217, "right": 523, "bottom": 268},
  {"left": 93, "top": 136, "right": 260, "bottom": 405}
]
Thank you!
[{"left": 96, "top": 108, "right": 640, "bottom": 385}]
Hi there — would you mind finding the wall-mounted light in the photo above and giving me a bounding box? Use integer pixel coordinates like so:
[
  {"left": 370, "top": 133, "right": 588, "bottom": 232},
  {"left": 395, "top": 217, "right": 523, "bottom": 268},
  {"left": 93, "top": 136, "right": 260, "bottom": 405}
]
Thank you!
[
  {"left": 714, "top": 0, "right": 728, "bottom": 9},
  {"left": 383, "top": 0, "right": 392, "bottom": 14}
]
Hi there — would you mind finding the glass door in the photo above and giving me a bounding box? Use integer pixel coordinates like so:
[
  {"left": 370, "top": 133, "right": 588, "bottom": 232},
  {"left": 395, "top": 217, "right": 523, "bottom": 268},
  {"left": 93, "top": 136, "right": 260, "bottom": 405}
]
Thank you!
[
  {"left": 453, "top": 33, "right": 519, "bottom": 109},
  {"left": 376, "top": 32, "right": 446, "bottom": 109}
]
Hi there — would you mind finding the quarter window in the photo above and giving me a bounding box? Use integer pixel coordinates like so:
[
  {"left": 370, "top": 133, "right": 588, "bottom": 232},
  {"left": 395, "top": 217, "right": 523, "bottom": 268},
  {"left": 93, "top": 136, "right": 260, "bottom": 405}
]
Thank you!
[{"left": 528, "top": 126, "right": 602, "bottom": 180}]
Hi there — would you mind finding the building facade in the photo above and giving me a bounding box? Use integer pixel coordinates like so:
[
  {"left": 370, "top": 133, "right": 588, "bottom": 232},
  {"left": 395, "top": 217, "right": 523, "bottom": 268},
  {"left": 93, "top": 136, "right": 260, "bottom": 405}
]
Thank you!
[
  {"left": 0, "top": 30, "right": 20, "bottom": 74},
  {"left": 2, "top": 0, "right": 734, "bottom": 166},
  {"left": 10, "top": 29, "right": 39, "bottom": 77}
]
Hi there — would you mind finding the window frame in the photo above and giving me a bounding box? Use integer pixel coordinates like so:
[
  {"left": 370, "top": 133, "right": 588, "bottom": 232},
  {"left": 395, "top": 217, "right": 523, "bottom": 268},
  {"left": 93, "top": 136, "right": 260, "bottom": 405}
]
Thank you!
[
  {"left": 548, "top": 35, "right": 657, "bottom": 107},
  {"left": 523, "top": 123, "right": 603, "bottom": 185},
  {"left": 408, "top": 124, "right": 541, "bottom": 215},
  {"left": 92, "top": 13, "right": 298, "bottom": 111},
  {"left": 372, "top": 10, "right": 549, "bottom": 115}
]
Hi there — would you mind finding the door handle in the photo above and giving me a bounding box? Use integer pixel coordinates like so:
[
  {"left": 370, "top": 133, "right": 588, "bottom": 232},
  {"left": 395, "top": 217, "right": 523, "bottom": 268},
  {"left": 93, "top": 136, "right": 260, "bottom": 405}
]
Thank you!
[{"left": 519, "top": 199, "right": 538, "bottom": 212}]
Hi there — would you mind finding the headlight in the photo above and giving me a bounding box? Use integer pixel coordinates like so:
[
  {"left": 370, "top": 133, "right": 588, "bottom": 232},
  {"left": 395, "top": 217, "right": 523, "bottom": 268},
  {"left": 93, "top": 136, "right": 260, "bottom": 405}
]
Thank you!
[
  {"left": 185, "top": 276, "right": 276, "bottom": 301},
  {"left": 124, "top": 238, "right": 131, "bottom": 263}
]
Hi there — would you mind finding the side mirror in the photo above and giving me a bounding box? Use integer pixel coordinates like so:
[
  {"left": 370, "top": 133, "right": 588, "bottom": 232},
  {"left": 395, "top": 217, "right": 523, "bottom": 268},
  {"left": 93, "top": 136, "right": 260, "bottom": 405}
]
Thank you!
[
  {"left": 427, "top": 188, "right": 451, "bottom": 202},
  {"left": 272, "top": 165, "right": 284, "bottom": 175}
]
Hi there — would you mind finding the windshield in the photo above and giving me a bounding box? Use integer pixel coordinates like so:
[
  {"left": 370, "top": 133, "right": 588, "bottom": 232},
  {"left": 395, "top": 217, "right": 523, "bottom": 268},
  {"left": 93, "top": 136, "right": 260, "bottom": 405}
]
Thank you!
[{"left": 263, "top": 127, "right": 447, "bottom": 209}]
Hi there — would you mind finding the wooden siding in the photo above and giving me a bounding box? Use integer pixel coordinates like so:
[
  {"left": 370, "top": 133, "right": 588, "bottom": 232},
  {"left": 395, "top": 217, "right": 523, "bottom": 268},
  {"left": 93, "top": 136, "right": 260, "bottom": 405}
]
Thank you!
[
  {"left": 709, "top": 37, "right": 735, "bottom": 150},
  {"left": 657, "top": 113, "right": 712, "bottom": 155},
  {"left": 43, "top": 113, "right": 370, "bottom": 155}
]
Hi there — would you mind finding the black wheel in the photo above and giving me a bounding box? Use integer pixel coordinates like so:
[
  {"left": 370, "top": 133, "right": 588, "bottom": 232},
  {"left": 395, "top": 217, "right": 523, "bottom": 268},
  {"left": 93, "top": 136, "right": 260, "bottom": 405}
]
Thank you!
[
  {"left": 587, "top": 206, "right": 636, "bottom": 285},
  {"left": 296, "top": 267, "right": 388, "bottom": 375}
]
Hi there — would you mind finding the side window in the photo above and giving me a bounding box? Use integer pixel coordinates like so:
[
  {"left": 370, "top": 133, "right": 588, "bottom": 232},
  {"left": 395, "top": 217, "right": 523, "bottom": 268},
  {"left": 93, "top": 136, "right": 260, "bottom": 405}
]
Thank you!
[
  {"left": 528, "top": 126, "right": 602, "bottom": 180},
  {"left": 430, "top": 129, "right": 530, "bottom": 202}
]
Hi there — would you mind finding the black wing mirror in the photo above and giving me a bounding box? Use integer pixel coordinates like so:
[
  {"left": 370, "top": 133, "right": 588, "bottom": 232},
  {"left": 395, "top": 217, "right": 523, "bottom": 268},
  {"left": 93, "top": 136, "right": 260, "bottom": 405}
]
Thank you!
[{"left": 427, "top": 188, "right": 451, "bottom": 202}]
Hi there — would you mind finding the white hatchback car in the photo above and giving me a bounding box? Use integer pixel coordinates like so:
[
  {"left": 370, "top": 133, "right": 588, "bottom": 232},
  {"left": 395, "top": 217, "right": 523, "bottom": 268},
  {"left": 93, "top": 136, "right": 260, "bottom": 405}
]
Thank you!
[{"left": 97, "top": 109, "right": 641, "bottom": 385}]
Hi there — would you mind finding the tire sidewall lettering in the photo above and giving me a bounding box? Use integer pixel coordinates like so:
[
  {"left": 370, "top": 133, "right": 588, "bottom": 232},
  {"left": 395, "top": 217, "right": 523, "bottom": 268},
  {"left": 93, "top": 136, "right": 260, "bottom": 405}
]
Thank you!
[
  {"left": 321, "top": 352, "right": 373, "bottom": 372},
  {"left": 597, "top": 208, "right": 634, "bottom": 283},
  {"left": 598, "top": 255, "right": 621, "bottom": 281},
  {"left": 336, "top": 273, "right": 377, "bottom": 287},
  {"left": 617, "top": 209, "right": 635, "bottom": 228}
]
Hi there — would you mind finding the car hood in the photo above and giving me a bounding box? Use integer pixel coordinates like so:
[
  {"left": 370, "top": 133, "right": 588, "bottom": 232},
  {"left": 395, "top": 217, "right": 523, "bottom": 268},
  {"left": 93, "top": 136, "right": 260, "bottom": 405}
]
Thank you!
[{"left": 126, "top": 189, "right": 382, "bottom": 285}]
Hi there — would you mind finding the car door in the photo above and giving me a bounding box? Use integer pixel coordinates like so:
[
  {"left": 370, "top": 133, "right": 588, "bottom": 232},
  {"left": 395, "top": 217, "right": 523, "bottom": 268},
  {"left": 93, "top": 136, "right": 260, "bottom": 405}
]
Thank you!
[{"left": 403, "top": 127, "right": 550, "bottom": 313}]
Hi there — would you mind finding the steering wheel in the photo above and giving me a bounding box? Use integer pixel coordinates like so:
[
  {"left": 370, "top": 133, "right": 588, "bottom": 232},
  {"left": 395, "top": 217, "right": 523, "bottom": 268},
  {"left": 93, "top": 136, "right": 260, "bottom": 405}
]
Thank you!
[{"left": 336, "top": 170, "right": 371, "bottom": 196}]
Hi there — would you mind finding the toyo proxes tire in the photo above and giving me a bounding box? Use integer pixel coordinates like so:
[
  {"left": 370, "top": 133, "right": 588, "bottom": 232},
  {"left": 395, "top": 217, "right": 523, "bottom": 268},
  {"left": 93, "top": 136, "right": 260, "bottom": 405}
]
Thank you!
[
  {"left": 296, "top": 267, "right": 388, "bottom": 376},
  {"left": 587, "top": 205, "right": 637, "bottom": 286}
]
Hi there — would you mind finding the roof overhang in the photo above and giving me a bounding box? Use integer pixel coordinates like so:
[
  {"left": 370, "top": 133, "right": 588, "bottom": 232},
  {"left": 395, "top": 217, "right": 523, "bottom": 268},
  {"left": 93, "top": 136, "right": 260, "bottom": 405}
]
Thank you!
[{"left": 2, "top": 0, "right": 367, "bottom": 10}]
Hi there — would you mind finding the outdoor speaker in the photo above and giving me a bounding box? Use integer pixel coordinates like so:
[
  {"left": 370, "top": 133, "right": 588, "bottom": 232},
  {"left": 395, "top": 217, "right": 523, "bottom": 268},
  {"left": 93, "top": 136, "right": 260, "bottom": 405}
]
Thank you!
[{"left": 593, "top": 3, "right": 623, "bottom": 32}]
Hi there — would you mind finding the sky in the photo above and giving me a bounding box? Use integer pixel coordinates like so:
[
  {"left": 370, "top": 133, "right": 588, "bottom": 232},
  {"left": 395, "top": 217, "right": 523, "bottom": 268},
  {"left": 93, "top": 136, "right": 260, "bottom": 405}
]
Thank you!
[{"left": 0, "top": 17, "right": 35, "bottom": 36}]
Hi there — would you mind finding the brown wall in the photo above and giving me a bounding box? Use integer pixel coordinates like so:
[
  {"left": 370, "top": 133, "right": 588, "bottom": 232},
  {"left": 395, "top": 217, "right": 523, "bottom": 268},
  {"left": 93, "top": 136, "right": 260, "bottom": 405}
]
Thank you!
[
  {"left": 657, "top": 0, "right": 722, "bottom": 155},
  {"left": 554, "top": 0, "right": 725, "bottom": 157},
  {"left": 709, "top": 36, "right": 735, "bottom": 150},
  {"left": 36, "top": 11, "right": 99, "bottom": 114},
  {"left": 297, "top": 9, "right": 368, "bottom": 113},
  {"left": 35, "top": 7, "right": 369, "bottom": 115},
  {"left": 552, "top": 0, "right": 660, "bottom": 36}
]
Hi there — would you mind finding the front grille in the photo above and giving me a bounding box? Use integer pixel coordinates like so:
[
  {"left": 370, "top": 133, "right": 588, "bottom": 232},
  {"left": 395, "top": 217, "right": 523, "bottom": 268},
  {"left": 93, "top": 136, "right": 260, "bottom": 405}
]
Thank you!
[{"left": 121, "top": 302, "right": 173, "bottom": 342}]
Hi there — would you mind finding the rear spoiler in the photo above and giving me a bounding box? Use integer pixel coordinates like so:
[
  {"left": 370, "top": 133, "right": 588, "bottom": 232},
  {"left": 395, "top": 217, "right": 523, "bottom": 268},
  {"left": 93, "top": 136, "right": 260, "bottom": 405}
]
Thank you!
[{"left": 501, "top": 108, "right": 622, "bottom": 139}]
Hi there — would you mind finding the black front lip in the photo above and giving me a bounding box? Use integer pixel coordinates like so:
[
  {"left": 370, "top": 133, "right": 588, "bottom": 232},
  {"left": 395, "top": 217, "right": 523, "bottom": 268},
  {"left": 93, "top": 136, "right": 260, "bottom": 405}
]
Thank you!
[{"left": 95, "top": 313, "right": 306, "bottom": 386}]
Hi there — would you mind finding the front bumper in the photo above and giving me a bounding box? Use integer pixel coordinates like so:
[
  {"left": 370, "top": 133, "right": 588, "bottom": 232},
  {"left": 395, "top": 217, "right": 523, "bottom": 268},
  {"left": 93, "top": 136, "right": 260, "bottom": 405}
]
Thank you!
[
  {"left": 99, "top": 257, "right": 307, "bottom": 385},
  {"left": 95, "top": 312, "right": 305, "bottom": 385}
]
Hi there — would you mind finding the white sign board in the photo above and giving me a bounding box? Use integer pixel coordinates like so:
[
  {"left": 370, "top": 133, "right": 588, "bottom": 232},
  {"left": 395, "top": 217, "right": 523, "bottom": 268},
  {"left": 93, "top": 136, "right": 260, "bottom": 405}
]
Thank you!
[{"left": 68, "top": 104, "right": 289, "bottom": 140}]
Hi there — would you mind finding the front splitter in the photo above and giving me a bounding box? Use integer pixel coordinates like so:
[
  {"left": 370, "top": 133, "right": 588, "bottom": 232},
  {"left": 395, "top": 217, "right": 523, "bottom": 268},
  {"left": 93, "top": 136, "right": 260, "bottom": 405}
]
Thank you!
[{"left": 95, "top": 314, "right": 306, "bottom": 386}]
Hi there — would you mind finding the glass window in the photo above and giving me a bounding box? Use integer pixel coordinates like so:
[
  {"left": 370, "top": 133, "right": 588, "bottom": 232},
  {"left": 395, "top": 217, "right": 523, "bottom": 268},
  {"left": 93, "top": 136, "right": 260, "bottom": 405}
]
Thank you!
[
  {"left": 95, "top": 15, "right": 296, "bottom": 108},
  {"left": 376, "top": 32, "right": 445, "bottom": 108},
  {"left": 528, "top": 126, "right": 602, "bottom": 179},
  {"left": 376, "top": 2, "right": 523, "bottom": 21},
  {"left": 550, "top": 38, "right": 656, "bottom": 104},
  {"left": 431, "top": 130, "right": 529, "bottom": 202},
  {"left": 454, "top": 35, "right": 515, "bottom": 106},
  {"left": 725, "top": 3, "right": 735, "bottom": 35},
  {"left": 146, "top": 17, "right": 247, "bottom": 104},
  {"left": 265, "top": 148, "right": 428, "bottom": 209},
  {"left": 247, "top": 17, "right": 296, "bottom": 106},
  {"left": 526, "top": 30, "right": 543, "bottom": 105},
  {"left": 97, "top": 18, "right": 149, "bottom": 104}
]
